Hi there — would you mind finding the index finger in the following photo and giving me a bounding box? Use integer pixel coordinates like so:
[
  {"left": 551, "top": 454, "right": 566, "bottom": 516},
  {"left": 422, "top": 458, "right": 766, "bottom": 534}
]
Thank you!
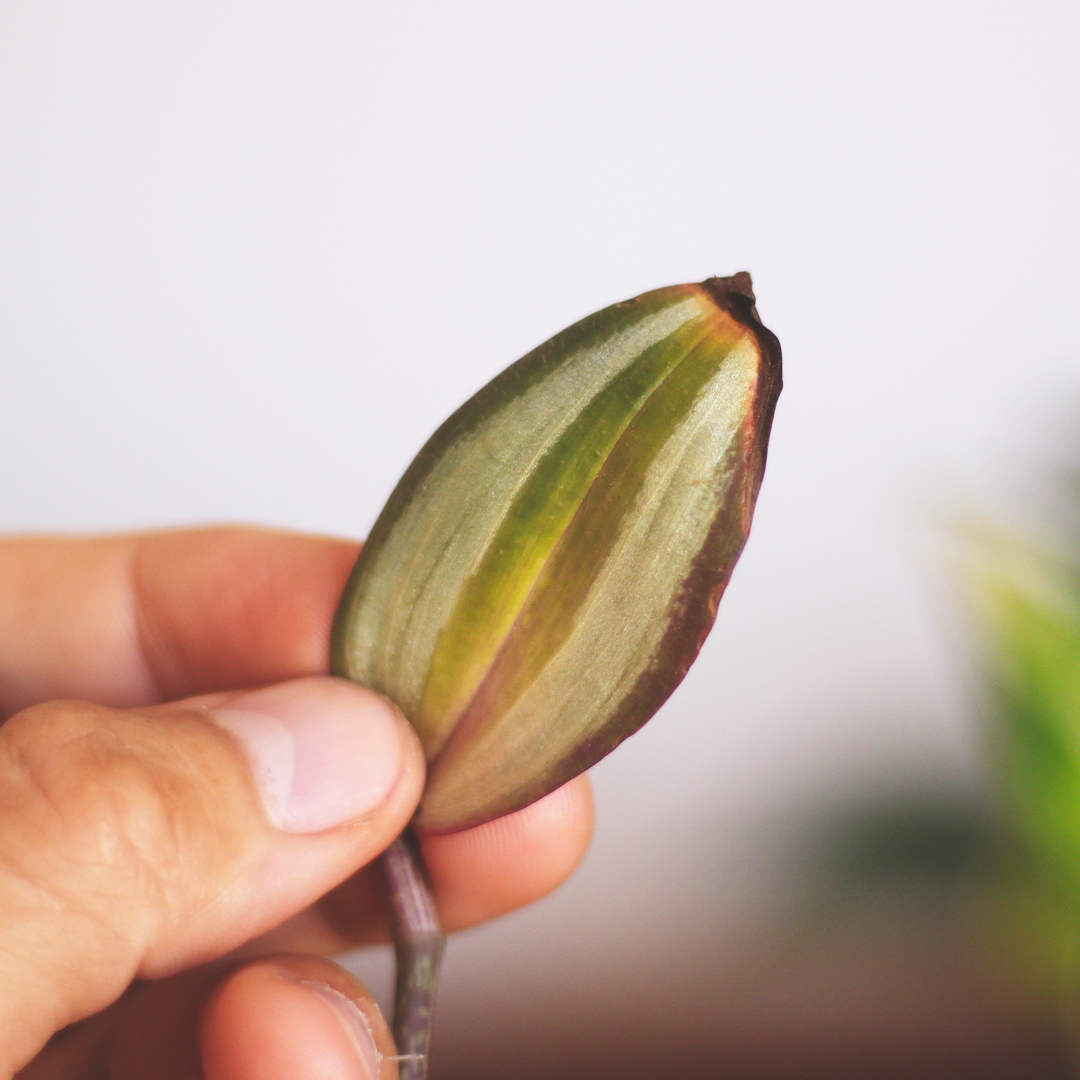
[{"left": 0, "top": 526, "right": 360, "bottom": 716}]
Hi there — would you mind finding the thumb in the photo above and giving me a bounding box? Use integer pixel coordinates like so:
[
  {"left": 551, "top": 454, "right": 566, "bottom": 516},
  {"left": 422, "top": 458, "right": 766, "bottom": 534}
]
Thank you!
[{"left": 0, "top": 676, "right": 423, "bottom": 1075}]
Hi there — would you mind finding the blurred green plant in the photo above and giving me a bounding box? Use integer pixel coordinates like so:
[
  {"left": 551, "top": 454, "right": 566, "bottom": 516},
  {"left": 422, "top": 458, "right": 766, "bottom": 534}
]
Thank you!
[
  {"left": 786, "top": 460, "right": 1080, "bottom": 1061},
  {"left": 963, "top": 512, "right": 1080, "bottom": 1000}
]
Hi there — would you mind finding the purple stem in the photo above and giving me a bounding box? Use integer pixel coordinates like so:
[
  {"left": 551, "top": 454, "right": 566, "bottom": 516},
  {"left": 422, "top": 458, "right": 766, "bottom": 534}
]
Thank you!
[{"left": 380, "top": 830, "right": 445, "bottom": 1079}]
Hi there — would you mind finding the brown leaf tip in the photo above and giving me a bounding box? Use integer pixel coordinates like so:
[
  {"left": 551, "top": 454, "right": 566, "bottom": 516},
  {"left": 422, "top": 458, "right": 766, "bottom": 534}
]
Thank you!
[
  {"left": 700, "top": 272, "right": 763, "bottom": 326},
  {"left": 705, "top": 271, "right": 755, "bottom": 302},
  {"left": 698, "top": 272, "right": 781, "bottom": 380}
]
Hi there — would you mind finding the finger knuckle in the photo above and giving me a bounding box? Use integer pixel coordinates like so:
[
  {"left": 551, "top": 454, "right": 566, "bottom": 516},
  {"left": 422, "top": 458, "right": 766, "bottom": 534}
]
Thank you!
[{"left": 0, "top": 702, "right": 182, "bottom": 924}]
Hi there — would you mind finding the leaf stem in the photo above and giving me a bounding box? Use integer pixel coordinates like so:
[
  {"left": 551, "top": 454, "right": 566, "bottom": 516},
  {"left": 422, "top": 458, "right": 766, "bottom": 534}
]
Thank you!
[{"left": 381, "top": 830, "right": 445, "bottom": 1079}]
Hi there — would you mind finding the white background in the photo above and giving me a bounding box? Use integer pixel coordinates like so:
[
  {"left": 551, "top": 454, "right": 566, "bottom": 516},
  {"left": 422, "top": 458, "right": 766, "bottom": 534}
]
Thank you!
[{"left": 3, "top": 1, "right": 1078, "bottom": 1072}]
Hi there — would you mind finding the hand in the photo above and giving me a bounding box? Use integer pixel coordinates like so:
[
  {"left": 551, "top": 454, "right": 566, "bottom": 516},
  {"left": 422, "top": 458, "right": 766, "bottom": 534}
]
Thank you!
[{"left": 0, "top": 527, "right": 593, "bottom": 1078}]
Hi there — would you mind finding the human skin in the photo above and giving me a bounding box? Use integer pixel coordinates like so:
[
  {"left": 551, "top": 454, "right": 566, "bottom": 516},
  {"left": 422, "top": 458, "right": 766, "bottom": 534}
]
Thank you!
[{"left": 0, "top": 527, "right": 593, "bottom": 1079}]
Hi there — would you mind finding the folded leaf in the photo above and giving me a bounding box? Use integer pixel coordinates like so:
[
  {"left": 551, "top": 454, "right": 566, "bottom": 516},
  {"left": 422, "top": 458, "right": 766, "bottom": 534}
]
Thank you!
[{"left": 332, "top": 273, "right": 782, "bottom": 830}]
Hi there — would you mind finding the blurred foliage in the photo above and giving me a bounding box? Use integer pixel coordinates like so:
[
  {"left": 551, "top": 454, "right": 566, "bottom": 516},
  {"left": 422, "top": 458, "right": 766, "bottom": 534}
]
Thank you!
[
  {"left": 799, "top": 791, "right": 995, "bottom": 911},
  {"left": 793, "top": 455, "right": 1080, "bottom": 1013},
  {"left": 963, "top": 507, "right": 1080, "bottom": 995},
  {"left": 976, "top": 536, "right": 1080, "bottom": 879}
]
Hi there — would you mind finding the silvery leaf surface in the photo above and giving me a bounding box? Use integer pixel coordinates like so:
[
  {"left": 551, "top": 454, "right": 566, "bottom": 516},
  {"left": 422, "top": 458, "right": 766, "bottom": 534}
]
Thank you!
[{"left": 332, "top": 274, "right": 782, "bottom": 831}]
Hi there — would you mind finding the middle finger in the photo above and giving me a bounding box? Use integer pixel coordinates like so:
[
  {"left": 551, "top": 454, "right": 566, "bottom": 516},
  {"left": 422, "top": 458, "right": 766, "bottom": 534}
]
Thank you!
[{"left": 241, "top": 776, "right": 594, "bottom": 958}]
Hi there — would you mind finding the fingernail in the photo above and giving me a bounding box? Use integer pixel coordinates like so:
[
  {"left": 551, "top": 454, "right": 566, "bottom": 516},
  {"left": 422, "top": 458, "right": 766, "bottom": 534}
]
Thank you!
[
  {"left": 300, "top": 980, "right": 382, "bottom": 1079},
  {"left": 212, "top": 676, "right": 405, "bottom": 833}
]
